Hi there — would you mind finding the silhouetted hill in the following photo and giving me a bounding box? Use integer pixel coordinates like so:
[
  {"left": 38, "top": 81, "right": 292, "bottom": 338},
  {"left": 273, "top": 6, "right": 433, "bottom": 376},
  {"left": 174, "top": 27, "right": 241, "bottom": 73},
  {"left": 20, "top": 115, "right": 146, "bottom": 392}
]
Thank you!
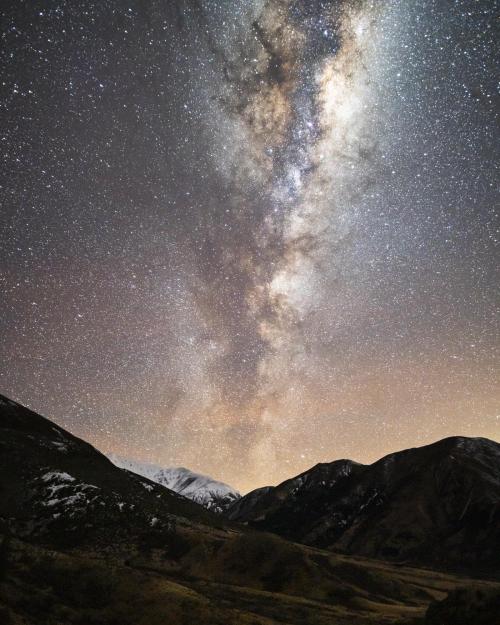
[
  {"left": 0, "top": 394, "right": 216, "bottom": 549},
  {"left": 227, "top": 437, "right": 500, "bottom": 576}
]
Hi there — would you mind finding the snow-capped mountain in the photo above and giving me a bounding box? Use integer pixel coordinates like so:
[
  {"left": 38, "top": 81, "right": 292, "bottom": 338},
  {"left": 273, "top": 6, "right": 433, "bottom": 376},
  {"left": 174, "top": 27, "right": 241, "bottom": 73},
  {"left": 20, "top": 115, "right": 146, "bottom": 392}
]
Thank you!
[{"left": 108, "top": 455, "right": 240, "bottom": 513}]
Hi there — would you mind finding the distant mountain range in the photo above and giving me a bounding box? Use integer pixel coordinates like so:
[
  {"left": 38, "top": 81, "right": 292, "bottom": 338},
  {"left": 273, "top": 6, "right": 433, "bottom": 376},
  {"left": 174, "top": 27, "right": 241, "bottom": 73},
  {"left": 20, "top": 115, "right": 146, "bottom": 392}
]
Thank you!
[
  {"left": 108, "top": 455, "right": 240, "bottom": 513},
  {"left": 226, "top": 436, "right": 500, "bottom": 576}
]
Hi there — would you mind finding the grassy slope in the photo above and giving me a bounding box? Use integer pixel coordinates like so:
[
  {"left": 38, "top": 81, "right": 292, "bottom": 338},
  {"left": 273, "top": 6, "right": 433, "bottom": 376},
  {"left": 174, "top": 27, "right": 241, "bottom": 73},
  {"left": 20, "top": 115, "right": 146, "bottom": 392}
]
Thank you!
[{"left": 2, "top": 531, "right": 499, "bottom": 625}]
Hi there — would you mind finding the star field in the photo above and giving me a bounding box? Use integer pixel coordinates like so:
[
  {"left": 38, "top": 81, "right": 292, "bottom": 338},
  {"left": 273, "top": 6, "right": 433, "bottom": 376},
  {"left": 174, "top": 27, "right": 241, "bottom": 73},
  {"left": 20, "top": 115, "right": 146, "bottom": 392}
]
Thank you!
[{"left": 1, "top": 0, "right": 499, "bottom": 492}]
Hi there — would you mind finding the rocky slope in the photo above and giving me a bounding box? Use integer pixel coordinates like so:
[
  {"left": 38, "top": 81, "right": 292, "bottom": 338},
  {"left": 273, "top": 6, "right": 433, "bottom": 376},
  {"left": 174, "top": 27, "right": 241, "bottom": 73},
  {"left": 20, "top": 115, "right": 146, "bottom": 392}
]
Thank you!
[
  {"left": 0, "top": 394, "right": 217, "bottom": 549},
  {"left": 226, "top": 437, "right": 500, "bottom": 576},
  {"left": 108, "top": 455, "right": 240, "bottom": 513}
]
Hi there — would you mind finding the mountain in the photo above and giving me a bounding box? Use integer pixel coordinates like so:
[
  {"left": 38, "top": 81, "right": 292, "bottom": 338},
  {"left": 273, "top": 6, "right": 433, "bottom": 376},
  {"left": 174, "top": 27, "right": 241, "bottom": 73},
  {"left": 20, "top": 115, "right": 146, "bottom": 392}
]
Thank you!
[
  {"left": 226, "top": 436, "right": 500, "bottom": 576},
  {"left": 0, "top": 394, "right": 216, "bottom": 549},
  {"left": 108, "top": 455, "right": 240, "bottom": 513},
  {"left": 226, "top": 485, "right": 273, "bottom": 519}
]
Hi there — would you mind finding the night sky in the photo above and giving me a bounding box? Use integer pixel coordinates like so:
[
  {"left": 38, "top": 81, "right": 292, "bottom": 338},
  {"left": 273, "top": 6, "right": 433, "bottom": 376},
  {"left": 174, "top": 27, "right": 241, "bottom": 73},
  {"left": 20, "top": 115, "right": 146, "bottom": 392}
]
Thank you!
[{"left": 1, "top": 0, "right": 499, "bottom": 492}]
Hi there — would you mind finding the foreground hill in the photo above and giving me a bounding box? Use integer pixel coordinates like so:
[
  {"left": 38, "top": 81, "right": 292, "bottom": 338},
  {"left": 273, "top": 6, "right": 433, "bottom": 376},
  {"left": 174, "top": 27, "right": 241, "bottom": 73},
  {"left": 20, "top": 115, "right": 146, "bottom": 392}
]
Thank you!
[
  {"left": 1, "top": 393, "right": 499, "bottom": 624},
  {"left": 226, "top": 437, "right": 500, "bottom": 576},
  {"left": 108, "top": 454, "right": 240, "bottom": 513},
  {"left": 3, "top": 532, "right": 499, "bottom": 625},
  {"left": 0, "top": 394, "right": 217, "bottom": 550}
]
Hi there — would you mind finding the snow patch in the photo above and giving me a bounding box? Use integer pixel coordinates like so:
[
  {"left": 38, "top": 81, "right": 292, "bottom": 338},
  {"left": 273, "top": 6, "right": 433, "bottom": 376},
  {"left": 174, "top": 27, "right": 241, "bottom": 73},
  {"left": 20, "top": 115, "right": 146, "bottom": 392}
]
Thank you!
[
  {"left": 45, "top": 492, "right": 86, "bottom": 507},
  {"left": 41, "top": 471, "right": 75, "bottom": 483}
]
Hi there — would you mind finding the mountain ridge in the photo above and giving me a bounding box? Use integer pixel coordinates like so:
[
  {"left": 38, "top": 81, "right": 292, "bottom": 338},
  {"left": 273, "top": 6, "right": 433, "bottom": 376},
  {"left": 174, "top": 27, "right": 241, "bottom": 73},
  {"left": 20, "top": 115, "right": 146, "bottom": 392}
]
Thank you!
[
  {"left": 0, "top": 393, "right": 218, "bottom": 549},
  {"left": 226, "top": 435, "right": 500, "bottom": 576}
]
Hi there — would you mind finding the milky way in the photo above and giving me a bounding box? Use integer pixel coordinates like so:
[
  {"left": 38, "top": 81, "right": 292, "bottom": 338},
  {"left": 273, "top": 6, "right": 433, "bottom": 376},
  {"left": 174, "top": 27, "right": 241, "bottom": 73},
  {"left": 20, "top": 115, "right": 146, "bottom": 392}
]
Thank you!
[{"left": 1, "top": 0, "right": 499, "bottom": 491}]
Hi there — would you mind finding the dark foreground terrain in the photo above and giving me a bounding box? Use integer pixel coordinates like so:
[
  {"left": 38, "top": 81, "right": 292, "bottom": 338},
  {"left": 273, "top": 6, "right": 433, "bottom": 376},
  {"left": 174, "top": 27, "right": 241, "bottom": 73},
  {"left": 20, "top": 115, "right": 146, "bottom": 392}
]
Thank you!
[
  {"left": 3, "top": 532, "right": 500, "bottom": 625},
  {"left": 1, "top": 394, "right": 499, "bottom": 625}
]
